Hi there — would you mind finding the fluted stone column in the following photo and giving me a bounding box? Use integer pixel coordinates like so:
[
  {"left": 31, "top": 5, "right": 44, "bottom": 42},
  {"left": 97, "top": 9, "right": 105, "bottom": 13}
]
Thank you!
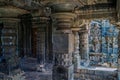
[
  {"left": 116, "top": 0, "right": 120, "bottom": 79},
  {"left": 32, "top": 16, "right": 49, "bottom": 64},
  {"left": 71, "top": 21, "right": 81, "bottom": 71},
  {"left": 116, "top": 1, "right": 120, "bottom": 79},
  {"left": 31, "top": 9, "right": 50, "bottom": 71},
  {"left": 20, "top": 14, "right": 32, "bottom": 57},
  {"left": 80, "top": 31, "right": 89, "bottom": 60},
  {"left": 73, "top": 32, "right": 80, "bottom": 71},
  {"left": 50, "top": 2, "right": 76, "bottom": 80},
  {"left": 79, "top": 26, "right": 89, "bottom": 62},
  {"left": 117, "top": 25, "right": 120, "bottom": 80}
]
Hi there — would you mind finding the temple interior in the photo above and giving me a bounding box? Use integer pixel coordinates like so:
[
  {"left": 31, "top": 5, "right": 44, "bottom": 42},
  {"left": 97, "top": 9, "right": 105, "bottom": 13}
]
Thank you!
[{"left": 0, "top": 0, "right": 120, "bottom": 80}]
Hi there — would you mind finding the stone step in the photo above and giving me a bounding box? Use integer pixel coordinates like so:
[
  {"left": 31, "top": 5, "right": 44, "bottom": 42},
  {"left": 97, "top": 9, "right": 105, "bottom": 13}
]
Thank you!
[{"left": 75, "top": 69, "right": 117, "bottom": 80}]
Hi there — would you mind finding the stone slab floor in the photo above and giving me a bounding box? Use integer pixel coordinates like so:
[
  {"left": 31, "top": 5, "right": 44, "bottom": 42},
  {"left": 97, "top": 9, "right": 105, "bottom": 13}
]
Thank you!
[
  {"left": 24, "top": 71, "right": 52, "bottom": 80},
  {"left": 20, "top": 57, "right": 117, "bottom": 80},
  {"left": 20, "top": 57, "right": 52, "bottom": 80}
]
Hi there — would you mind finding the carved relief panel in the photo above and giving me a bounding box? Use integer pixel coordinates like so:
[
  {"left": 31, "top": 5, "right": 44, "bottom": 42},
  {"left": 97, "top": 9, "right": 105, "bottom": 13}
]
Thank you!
[{"left": 89, "top": 20, "right": 101, "bottom": 53}]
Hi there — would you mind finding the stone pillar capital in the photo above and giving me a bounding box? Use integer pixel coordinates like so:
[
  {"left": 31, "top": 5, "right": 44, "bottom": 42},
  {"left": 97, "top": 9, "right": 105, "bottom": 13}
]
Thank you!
[
  {"left": 71, "top": 19, "right": 88, "bottom": 32},
  {"left": 48, "top": 2, "right": 76, "bottom": 13},
  {"left": 51, "top": 12, "right": 76, "bottom": 33},
  {"left": 49, "top": 2, "right": 77, "bottom": 33}
]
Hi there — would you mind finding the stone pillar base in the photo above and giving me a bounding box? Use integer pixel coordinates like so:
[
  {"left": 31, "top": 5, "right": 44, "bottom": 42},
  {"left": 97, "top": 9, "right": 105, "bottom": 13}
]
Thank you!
[
  {"left": 118, "top": 72, "right": 120, "bottom": 80},
  {"left": 53, "top": 65, "right": 74, "bottom": 80}
]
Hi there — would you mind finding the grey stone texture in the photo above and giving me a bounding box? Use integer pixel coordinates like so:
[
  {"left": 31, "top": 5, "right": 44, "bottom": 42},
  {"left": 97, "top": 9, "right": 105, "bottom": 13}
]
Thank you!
[{"left": 53, "top": 33, "right": 74, "bottom": 53}]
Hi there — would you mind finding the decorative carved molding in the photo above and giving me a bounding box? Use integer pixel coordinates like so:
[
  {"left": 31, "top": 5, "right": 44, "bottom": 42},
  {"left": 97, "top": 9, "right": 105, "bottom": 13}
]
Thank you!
[
  {"left": 87, "top": 0, "right": 113, "bottom": 5},
  {"left": 76, "top": 9, "right": 117, "bottom": 20},
  {"left": 51, "top": 13, "right": 76, "bottom": 33}
]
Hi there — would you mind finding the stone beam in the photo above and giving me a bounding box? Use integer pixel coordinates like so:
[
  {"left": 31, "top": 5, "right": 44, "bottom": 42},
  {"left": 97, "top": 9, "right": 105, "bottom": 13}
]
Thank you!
[
  {"left": 0, "top": 0, "right": 44, "bottom": 10},
  {"left": 76, "top": 9, "right": 117, "bottom": 20},
  {"left": 0, "top": 6, "right": 29, "bottom": 18}
]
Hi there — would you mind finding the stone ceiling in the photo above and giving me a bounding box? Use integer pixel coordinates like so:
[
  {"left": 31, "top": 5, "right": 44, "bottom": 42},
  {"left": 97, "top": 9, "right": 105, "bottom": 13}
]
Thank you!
[{"left": 0, "top": 0, "right": 117, "bottom": 19}]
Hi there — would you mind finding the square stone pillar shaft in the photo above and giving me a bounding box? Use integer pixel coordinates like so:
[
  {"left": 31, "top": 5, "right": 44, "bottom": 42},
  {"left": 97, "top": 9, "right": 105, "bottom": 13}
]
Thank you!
[{"left": 53, "top": 33, "right": 74, "bottom": 80}]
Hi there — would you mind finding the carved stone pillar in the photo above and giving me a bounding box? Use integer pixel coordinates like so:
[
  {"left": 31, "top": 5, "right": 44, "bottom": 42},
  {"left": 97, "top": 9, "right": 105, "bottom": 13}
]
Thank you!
[
  {"left": 20, "top": 14, "right": 32, "bottom": 57},
  {"left": 73, "top": 32, "right": 80, "bottom": 71},
  {"left": 79, "top": 25, "right": 89, "bottom": 61},
  {"left": 71, "top": 20, "right": 81, "bottom": 71},
  {"left": 116, "top": 0, "right": 120, "bottom": 78},
  {"left": 117, "top": 25, "right": 120, "bottom": 80},
  {"left": 50, "top": 2, "right": 76, "bottom": 80},
  {"left": 0, "top": 18, "right": 25, "bottom": 80},
  {"left": 32, "top": 16, "right": 49, "bottom": 64},
  {"left": 52, "top": 33, "right": 74, "bottom": 80},
  {"left": 0, "top": 5, "right": 28, "bottom": 80}
]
